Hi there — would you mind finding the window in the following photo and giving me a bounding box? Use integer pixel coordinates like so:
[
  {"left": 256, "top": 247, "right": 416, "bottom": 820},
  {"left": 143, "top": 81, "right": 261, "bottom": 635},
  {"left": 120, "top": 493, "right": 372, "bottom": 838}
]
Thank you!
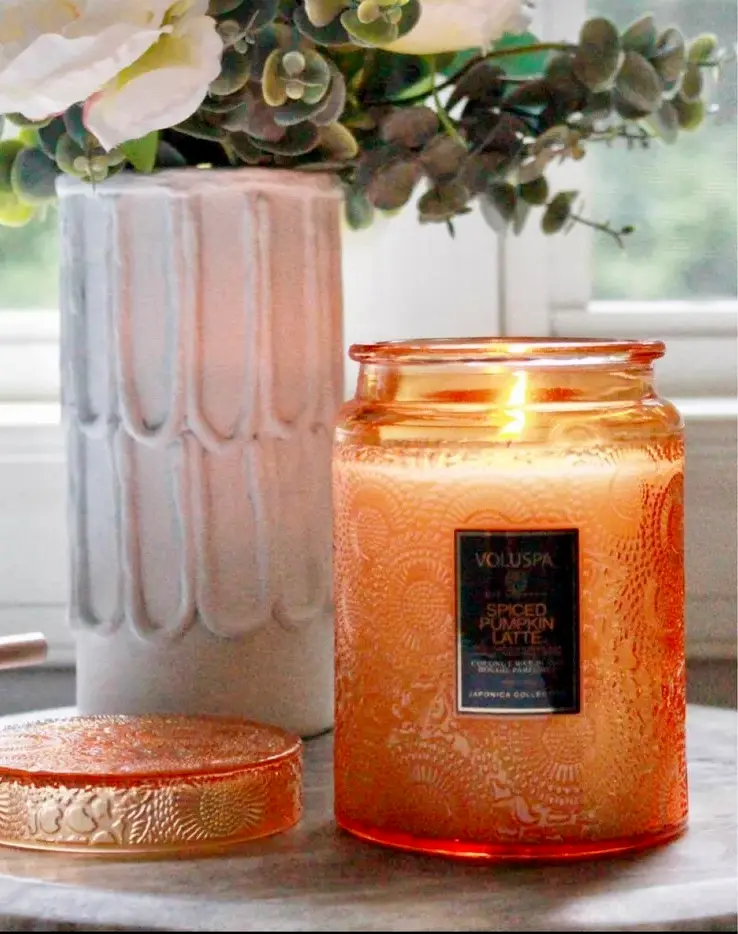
[
  {"left": 0, "top": 124, "right": 59, "bottom": 312},
  {"left": 0, "top": 124, "right": 61, "bottom": 406},
  {"left": 589, "top": 0, "right": 737, "bottom": 303},
  {"left": 502, "top": 0, "right": 738, "bottom": 399}
]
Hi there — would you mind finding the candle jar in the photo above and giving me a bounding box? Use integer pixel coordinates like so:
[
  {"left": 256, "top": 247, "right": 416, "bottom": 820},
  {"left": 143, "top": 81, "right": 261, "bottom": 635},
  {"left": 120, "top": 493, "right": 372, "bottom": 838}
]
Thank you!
[{"left": 332, "top": 339, "right": 686, "bottom": 860}]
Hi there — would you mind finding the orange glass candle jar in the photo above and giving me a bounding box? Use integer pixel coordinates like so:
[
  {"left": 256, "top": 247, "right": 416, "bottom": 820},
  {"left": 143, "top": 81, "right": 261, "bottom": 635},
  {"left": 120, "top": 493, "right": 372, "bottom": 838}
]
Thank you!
[{"left": 332, "top": 339, "right": 687, "bottom": 861}]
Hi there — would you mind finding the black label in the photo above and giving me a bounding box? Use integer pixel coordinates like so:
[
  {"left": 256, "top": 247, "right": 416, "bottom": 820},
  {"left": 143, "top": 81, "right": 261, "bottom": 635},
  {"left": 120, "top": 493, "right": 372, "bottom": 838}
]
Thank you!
[{"left": 456, "top": 529, "right": 579, "bottom": 715}]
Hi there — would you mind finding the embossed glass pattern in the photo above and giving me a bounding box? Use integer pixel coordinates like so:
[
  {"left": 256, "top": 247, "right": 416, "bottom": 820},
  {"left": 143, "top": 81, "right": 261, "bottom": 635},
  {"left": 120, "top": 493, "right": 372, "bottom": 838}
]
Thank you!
[
  {"left": 0, "top": 715, "right": 302, "bottom": 854},
  {"left": 333, "top": 338, "right": 686, "bottom": 860}
]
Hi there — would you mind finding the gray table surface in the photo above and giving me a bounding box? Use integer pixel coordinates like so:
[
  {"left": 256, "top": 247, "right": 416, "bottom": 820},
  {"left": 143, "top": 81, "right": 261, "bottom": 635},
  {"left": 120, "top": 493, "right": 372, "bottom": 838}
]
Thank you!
[{"left": 0, "top": 705, "right": 735, "bottom": 933}]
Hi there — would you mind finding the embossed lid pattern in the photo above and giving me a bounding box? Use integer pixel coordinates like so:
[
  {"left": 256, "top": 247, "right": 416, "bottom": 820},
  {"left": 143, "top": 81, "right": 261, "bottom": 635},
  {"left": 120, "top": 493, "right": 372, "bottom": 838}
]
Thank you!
[
  {"left": 0, "top": 715, "right": 299, "bottom": 778},
  {"left": 0, "top": 715, "right": 303, "bottom": 854}
]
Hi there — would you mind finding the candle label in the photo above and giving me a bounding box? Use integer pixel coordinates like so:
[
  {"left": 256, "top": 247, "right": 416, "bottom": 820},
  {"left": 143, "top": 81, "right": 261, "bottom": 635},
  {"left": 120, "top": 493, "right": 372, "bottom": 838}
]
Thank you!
[{"left": 455, "top": 529, "right": 580, "bottom": 715}]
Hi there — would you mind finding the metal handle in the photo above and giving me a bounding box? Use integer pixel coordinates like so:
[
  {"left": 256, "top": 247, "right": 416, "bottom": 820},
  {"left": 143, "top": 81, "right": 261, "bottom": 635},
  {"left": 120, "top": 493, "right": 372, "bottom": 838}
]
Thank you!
[{"left": 0, "top": 632, "right": 48, "bottom": 672}]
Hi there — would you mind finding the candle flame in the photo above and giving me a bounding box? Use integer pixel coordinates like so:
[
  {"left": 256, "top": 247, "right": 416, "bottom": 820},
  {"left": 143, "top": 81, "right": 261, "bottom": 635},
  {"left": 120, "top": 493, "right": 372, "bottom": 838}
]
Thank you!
[{"left": 498, "top": 370, "right": 528, "bottom": 439}]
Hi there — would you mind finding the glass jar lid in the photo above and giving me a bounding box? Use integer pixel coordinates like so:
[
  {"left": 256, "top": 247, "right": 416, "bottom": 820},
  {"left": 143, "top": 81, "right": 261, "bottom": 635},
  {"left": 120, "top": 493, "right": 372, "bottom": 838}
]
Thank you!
[{"left": 0, "top": 714, "right": 302, "bottom": 855}]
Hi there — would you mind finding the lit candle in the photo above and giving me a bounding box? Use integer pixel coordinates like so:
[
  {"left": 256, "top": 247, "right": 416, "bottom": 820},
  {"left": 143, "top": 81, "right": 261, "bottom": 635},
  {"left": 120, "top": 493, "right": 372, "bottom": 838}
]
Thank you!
[{"left": 333, "top": 339, "right": 686, "bottom": 860}]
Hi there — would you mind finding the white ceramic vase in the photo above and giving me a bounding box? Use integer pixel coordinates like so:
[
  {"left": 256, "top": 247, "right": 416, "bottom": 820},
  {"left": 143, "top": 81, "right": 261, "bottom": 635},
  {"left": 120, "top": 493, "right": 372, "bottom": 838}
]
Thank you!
[{"left": 59, "top": 168, "right": 343, "bottom": 737}]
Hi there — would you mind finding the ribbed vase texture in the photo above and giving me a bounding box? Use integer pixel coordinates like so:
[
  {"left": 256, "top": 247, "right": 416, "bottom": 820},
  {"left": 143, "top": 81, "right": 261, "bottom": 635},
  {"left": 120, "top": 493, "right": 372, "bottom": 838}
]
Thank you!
[{"left": 59, "top": 169, "right": 343, "bottom": 736}]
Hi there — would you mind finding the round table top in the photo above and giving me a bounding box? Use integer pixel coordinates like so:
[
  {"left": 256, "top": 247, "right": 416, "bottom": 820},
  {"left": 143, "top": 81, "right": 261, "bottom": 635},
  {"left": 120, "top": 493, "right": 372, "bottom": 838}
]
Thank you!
[{"left": 0, "top": 705, "right": 736, "bottom": 933}]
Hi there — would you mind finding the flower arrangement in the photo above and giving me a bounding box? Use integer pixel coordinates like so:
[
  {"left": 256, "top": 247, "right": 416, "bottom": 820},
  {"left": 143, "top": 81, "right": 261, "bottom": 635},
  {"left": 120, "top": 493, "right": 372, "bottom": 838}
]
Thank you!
[{"left": 0, "top": 1, "right": 729, "bottom": 242}]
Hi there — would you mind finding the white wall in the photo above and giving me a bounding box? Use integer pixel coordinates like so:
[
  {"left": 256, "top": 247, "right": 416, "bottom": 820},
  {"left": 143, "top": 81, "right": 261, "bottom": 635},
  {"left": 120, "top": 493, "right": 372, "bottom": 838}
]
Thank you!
[{"left": 342, "top": 203, "right": 502, "bottom": 395}]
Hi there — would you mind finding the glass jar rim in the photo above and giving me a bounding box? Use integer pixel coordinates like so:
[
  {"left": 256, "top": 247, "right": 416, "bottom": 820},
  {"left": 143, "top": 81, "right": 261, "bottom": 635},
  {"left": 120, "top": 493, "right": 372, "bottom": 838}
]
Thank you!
[{"left": 349, "top": 337, "right": 665, "bottom": 367}]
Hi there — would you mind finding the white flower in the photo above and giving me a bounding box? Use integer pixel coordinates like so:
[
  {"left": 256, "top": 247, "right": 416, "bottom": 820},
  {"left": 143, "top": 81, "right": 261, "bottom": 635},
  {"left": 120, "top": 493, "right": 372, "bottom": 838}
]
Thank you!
[
  {"left": 84, "top": 2, "right": 223, "bottom": 150},
  {"left": 0, "top": 1, "right": 223, "bottom": 151},
  {"left": 0, "top": 1, "right": 168, "bottom": 120},
  {"left": 387, "top": 0, "right": 535, "bottom": 55}
]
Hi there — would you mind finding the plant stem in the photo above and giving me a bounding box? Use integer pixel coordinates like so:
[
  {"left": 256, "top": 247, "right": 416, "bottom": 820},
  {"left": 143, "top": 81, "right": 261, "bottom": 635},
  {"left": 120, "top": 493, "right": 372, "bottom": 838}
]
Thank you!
[
  {"left": 585, "top": 125, "right": 652, "bottom": 144},
  {"left": 430, "top": 57, "right": 467, "bottom": 149},
  {"left": 365, "top": 42, "right": 575, "bottom": 107},
  {"left": 442, "top": 42, "right": 575, "bottom": 88},
  {"left": 569, "top": 212, "right": 632, "bottom": 248}
]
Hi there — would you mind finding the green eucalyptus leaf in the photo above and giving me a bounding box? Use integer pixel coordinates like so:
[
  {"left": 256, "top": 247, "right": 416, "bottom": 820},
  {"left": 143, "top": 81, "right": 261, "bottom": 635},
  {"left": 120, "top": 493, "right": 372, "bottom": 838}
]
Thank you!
[
  {"left": 201, "top": 89, "right": 249, "bottom": 113},
  {"left": 505, "top": 79, "right": 551, "bottom": 109},
  {"left": 55, "top": 134, "right": 88, "bottom": 176},
  {"left": 395, "top": 0, "right": 421, "bottom": 40},
  {"left": 210, "top": 48, "right": 251, "bottom": 96},
  {"left": 341, "top": 9, "right": 398, "bottom": 46},
  {"left": 680, "top": 63, "right": 703, "bottom": 102},
  {"left": 366, "top": 159, "right": 422, "bottom": 210},
  {"left": 318, "top": 122, "right": 358, "bottom": 160},
  {"left": 229, "top": 131, "right": 271, "bottom": 164},
  {"left": 542, "top": 191, "right": 577, "bottom": 235},
  {"left": 251, "top": 121, "right": 320, "bottom": 155},
  {"left": 10, "top": 146, "right": 60, "bottom": 203},
  {"left": 301, "top": 82, "right": 330, "bottom": 105},
  {"left": 344, "top": 184, "right": 375, "bottom": 230},
  {"left": 0, "top": 140, "right": 24, "bottom": 194},
  {"left": 302, "top": 49, "right": 332, "bottom": 86},
  {"left": 420, "top": 136, "right": 467, "bottom": 183},
  {"left": 447, "top": 61, "right": 505, "bottom": 110},
  {"left": 418, "top": 181, "right": 469, "bottom": 223},
  {"left": 459, "top": 151, "right": 508, "bottom": 193},
  {"left": 217, "top": 0, "right": 278, "bottom": 36},
  {"left": 487, "top": 181, "right": 518, "bottom": 223},
  {"left": 120, "top": 131, "right": 159, "bottom": 173},
  {"left": 479, "top": 184, "right": 515, "bottom": 233},
  {"left": 651, "top": 28, "right": 686, "bottom": 87},
  {"left": 262, "top": 48, "right": 287, "bottom": 106},
  {"left": 221, "top": 95, "right": 284, "bottom": 140},
  {"left": 479, "top": 113, "right": 528, "bottom": 158},
  {"left": 294, "top": 4, "right": 351, "bottom": 45},
  {"left": 644, "top": 99, "right": 679, "bottom": 144},
  {"left": 37, "top": 118, "right": 66, "bottom": 160},
  {"left": 621, "top": 14, "right": 657, "bottom": 57},
  {"left": 16, "top": 127, "right": 39, "bottom": 148},
  {"left": 380, "top": 106, "right": 438, "bottom": 149},
  {"left": 246, "top": 23, "right": 288, "bottom": 78},
  {"left": 273, "top": 99, "right": 325, "bottom": 126},
  {"left": 63, "top": 104, "right": 92, "bottom": 147},
  {"left": 310, "top": 69, "right": 347, "bottom": 126},
  {"left": 612, "top": 88, "right": 652, "bottom": 120},
  {"left": 519, "top": 176, "right": 549, "bottom": 206},
  {"left": 581, "top": 89, "right": 613, "bottom": 120},
  {"left": 673, "top": 94, "right": 705, "bottom": 131},
  {"left": 0, "top": 190, "right": 36, "bottom": 227},
  {"left": 305, "top": 0, "right": 346, "bottom": 28},
  {"left": 573, "top": 17, "right": 621, "bottom": 92},
  {"left": 6, "top": 114, "right": 51, "bottom": 129},
  {"left": 545, "top": 55, "right": 575, "bottom": 82},
  {"left": 517, "top": 151, "right": 553, "bottom": 184},
  {"left": 688, "top": 34, "right": 719, "bottom": 64},
  {"left": 209, "top": 0, "right": 243, "bottom": 14},
  {"left": 616, "top": 51, "right": 663, "bottom": 114}
]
